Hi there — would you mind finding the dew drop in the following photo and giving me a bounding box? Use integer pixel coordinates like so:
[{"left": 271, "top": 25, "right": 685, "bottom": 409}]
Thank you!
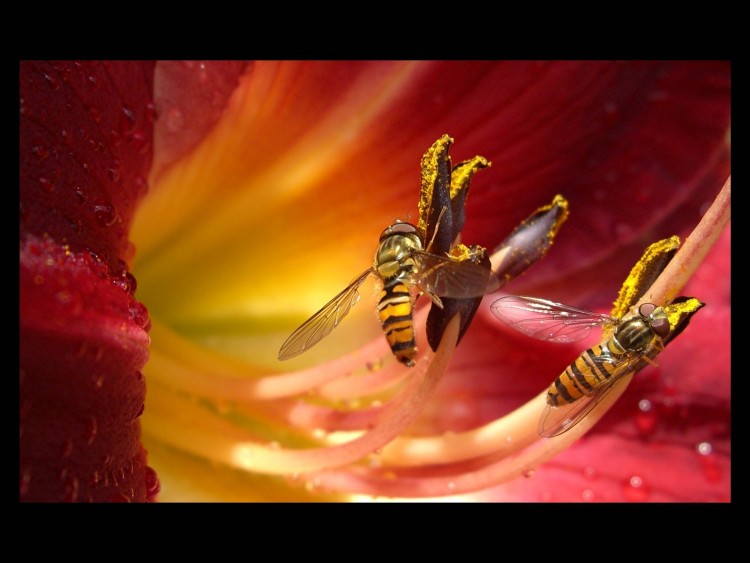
[
  {"left": 583, "top": 466, "right": 598, "bottom": 480},
  {"left": 581, "top": 488, "right": 596, "bottom": 502},
  {"left": 635, "top": 398, "right": 658, "bottom": 437},
  {"left": 93, "top": 203, "right": 118, "bottom": 227},
  {"left": 107, "top": 166, "right": 121, "bottom": 183},
  {"left": 304, "top": 478, "right": 321, "bottom": 493},
  {"left": 166, "top": 107, "right": 184, "bottom": 132},
  {"left": 129, "top": 130, "right": 148, "bottom": 153},
  {"left": 88, "top": 106, "right": 102, "bottom": 123},
  {"left": 122, "top": 106, "right": 136, "bottom": 124},
  {"left": 89, "top": 471, "right": 101, "bottom": 486},
  {"left": 33, "top": 274, "right": 44, "bottom": 285},
  {"left": 32, "top": 144, "right": 50, "bottom": 160},
  {"left": 144, "top": 466, "right": 160, "bottom": 497},
  {"left": 62, "top": 438, "right": 74, "bottom": 458},
  {"left": 38, "top": 176, "right": 54, "bottom": 192},
  {"left": 696, "top": 441, "right": 712, "bottom": 456},
  {"left": 446, "top": 481, "right": 456, "bottom": 491},
  {"left": 87, "top": 75, "right": 98, "bottom": 89},
  {"left": 62, "top": 474, "right": 80, "bottom": 502},
  {"left": 622, "top": 475, "right": 649, "bottom": 502},
  {"left": 20, "top": 470, "right": 31, "bottom": 497},
  {"left": 128, "top": 301, "right": 151, "bottom": 330},
  {"left": 44, "top": 72, "right": 59, "bottom": 90},
  {"left": 84, "top": 417, "right": 98, "bottom": 446},
  {"left": 523, "top": 469, "right": 535, "bottom": 478},
  {"left": 144, "top": 102, "right": 156, "bottom": 124},
  {"left": 124, "top": 271, "right": 138, "bottom": 294},
  {"left": 93, "top": 373, "right": 104, "bottom": 389}
]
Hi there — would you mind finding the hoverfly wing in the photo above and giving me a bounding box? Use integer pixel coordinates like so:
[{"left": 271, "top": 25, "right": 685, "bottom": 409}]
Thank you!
[
  {"left": 411, "top": 250, "right": 499, "bottom": 299},
  {"left": 278, "top": 268, "right": 374, "bottom": 360},
  {"left": 539, "top": 353, "right": 641, "bottom": 437},
  {"left": 491, "top": 295, "right": 616, "bottom": 343}
]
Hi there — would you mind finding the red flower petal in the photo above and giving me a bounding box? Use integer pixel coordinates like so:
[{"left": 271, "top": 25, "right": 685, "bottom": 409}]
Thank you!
[
  {"left": 20, "top": 61, "right": 157, "bottom": 501},
  {"left": 150, "top": 60, "right": 250, "bottom": 182}
]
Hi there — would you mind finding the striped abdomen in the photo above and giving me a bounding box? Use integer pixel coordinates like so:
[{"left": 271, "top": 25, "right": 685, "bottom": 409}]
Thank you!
[
  {"left": 546, "top": 312, "right": 658, "bottom": 407},
  {"left": 377, "top": 279, "right": 416, "bottom": 367},
  {"left": 546, "top": 342, "right": 621, "bottom": 407}
]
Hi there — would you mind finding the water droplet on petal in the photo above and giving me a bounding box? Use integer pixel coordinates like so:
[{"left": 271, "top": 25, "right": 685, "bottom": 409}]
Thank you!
[
  {"left": 122, "top": 106, "right": 136, "bottom": 123},
  {"left": 145, "top": 466, "right": 160, "bottom": 497},
  {"left": 32, "top": 144, "right": 50, "bottom": 160},
  {"left": 166, "top": 107, "right": 184, "bottom": 132},
  {"left": 128, "top": 302, "right": 151, "bottom": 330},
  {"left": 583, "top": 466, "right": 598, "bottom": 480},
  {"left": 62, "top": 438, "right": 74, "bottom": 458},
  {"left": 635, "top": 398, "right": 658, "bottom": 437},
  {"left": 304, "top": 478, "right": 320, "bottom": 493},
  {"left": 20, "top": 470, "right": 31, "bottom": 497},
  {"left": 85, "top": 417, "right": 98, "bottom": 445},
  {"left": 62, "top": 474, "right": 80, "bottom": 502},
  {"left": 88, "top": 106, "right": 102, "bottom": 123},
  {"left": 582, "top": 488, "right": 596, "bottom": 502},
  {"left": 622, "top": 475, "right": 649, "bottom": 501},
  {"left": 44, "top": 72, "right": 59, "bottom": 90},
  {"left": 89, "top": 471, "right": 101, "bottom": 486},
  {"left": 93, "top": 203, "right": 117, "bottom": 227},
  {"left": 38, "top": 176, "right": 54, "bottom": 192},
  {"left": 145, "top": 101, "right": 156, "bottom": 121},
  {"left": 696, "top": 441, "right": 712, "bottom": 456}
]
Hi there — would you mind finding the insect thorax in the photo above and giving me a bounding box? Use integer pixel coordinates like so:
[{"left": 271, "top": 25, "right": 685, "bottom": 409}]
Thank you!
[
  {"left": 611, "top": 316, "right": 656, "bottom": 355},
  {"left": 375, "top": 224, "right": 423, "bottom": 281}
]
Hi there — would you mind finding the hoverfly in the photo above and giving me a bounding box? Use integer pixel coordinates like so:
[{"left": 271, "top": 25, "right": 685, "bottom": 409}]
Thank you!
[
  {"left": 278, "top": 220, "right": 498, "bottom": 367},
  {"left": 490, "top": 295, "right": 671, "bottom": 437}
]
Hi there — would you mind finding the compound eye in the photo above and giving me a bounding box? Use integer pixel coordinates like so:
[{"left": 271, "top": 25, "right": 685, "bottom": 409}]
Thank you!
[
  {"left": 390, "top": 222, "right": 418, "bottom": 235},
  {"left": 380, "top": 221, "right": 417, "bottom": 240},
  {"left": 651, "top": 316, "right": 670, "bottom": 338},
  {"left": 638, "top": 303, "right": 656, "bottom": 318}
]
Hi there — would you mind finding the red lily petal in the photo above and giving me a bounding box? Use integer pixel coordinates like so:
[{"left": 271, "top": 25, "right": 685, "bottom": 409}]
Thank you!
[
  {"left": 150, "top": 60, "right": 250, "bottom": 182},
  {"left": 20, "top": 61, "right": 156, "bottom": 501}
]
